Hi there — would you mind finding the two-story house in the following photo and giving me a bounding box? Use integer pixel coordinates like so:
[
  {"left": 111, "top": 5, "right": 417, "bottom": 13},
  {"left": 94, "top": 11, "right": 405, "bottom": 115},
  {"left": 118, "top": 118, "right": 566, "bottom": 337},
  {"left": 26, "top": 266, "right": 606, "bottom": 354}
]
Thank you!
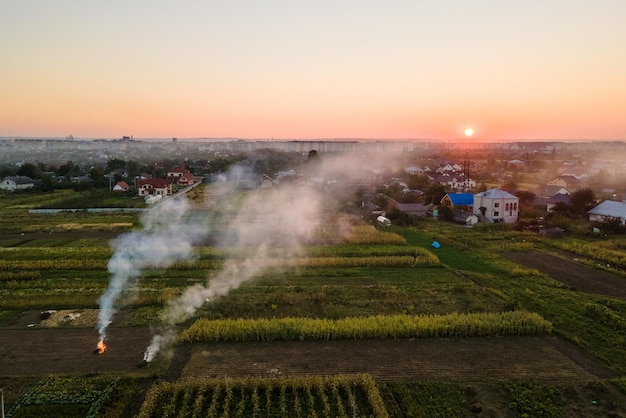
[{"left": 473, "top": 188, "right": 519, "bottom": 223}]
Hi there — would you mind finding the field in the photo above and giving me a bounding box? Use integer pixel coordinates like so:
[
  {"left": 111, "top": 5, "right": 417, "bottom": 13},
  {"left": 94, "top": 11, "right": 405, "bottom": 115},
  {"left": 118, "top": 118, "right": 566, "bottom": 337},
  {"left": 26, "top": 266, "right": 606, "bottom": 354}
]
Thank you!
[{"left": 1, "top": 187, "right": 626, "bottom": 417}]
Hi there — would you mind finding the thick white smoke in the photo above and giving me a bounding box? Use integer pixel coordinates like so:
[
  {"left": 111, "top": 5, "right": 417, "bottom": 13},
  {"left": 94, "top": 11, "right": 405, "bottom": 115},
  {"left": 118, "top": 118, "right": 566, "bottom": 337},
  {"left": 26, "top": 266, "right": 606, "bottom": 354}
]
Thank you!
[
  {"left": 143, "top": 329, "right": 177, "bottom": 362},
  {"left": 97, "top": 196, "right": 207, "bottom": 340},
  {"left": 143, "top": 179, "right": 323, "bottom": 360}
]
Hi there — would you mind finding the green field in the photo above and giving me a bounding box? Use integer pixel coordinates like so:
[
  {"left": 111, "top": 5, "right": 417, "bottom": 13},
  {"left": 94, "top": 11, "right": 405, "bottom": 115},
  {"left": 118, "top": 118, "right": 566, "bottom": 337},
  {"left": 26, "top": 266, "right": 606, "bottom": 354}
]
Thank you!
[{"left": 1, "top": 187, "right": 626, "bottom": 416}]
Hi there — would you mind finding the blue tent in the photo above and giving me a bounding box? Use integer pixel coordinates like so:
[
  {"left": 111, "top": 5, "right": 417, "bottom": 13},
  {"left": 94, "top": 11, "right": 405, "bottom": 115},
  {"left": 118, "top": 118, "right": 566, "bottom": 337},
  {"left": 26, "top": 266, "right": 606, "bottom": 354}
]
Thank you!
[{"left": 431, "top": 241, "right": 440, "bottom": 249}]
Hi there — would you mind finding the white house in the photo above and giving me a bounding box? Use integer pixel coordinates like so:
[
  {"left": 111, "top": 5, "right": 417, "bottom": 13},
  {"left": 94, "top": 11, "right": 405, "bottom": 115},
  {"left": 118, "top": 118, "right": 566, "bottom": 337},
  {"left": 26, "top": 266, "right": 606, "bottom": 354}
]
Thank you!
[
  {"left": 166, "top": 165, "right": 195, "bottom": 186},
  {"left": 0, "top": 176, "right": 34, "bottom": 191},
  {"left": 588, "top": 200, "right": 626, "bottom": 226},
  {"left": 112, "top": 181, "right": 130, "bottom": 192},
  {"left": 473, "top": 188, "right": 519, "bottom": 224},
  {"left": 136, "top": 178, "right": 172, "bottom": 197}
]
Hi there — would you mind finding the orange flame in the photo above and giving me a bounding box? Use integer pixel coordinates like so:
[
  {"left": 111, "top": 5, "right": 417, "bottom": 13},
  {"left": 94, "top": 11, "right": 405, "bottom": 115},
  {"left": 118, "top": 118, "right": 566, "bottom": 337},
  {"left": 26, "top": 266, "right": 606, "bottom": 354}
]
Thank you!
[{"left": 96, "top": 339, "right": 107, "bottom": 354}]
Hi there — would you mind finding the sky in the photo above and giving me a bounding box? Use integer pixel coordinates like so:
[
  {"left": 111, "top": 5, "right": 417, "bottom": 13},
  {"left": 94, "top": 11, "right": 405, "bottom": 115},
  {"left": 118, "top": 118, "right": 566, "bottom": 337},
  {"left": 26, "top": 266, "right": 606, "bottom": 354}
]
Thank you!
[{"left": 1, "top": 1, "right": 626, "bottom": 141}]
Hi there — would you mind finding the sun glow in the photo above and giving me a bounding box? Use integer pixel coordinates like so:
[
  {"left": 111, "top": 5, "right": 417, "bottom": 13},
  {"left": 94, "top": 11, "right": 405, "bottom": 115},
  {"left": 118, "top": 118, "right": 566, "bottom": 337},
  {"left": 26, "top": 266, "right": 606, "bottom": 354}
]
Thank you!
[{"left": 464, "top": 128, "right": 474, "bottom": 137}]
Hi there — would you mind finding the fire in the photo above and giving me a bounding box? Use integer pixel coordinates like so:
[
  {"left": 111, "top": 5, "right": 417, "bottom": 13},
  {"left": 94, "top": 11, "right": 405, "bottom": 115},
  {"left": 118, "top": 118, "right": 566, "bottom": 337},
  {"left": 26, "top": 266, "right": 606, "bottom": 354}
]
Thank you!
[{"left": 96, "top": 339, "right": 107, "bottom": 354}]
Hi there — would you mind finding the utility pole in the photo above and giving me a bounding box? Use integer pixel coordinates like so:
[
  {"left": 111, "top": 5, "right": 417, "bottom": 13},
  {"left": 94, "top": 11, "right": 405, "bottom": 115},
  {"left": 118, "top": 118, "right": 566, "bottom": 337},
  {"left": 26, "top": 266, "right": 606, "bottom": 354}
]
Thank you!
[
  {"left": 1, "top": 387, "right": 5, "bottom": 418},
  {"left": 463, "top": 152, "right": 471, "bottom": 192}
]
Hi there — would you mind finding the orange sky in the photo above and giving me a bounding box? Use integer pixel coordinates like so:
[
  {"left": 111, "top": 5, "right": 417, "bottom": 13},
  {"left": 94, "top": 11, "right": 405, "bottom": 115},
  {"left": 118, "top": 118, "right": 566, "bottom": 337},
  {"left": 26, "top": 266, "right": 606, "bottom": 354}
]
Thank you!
[{"left": 1, "top": 1, "right": 625, "bottom": 141}]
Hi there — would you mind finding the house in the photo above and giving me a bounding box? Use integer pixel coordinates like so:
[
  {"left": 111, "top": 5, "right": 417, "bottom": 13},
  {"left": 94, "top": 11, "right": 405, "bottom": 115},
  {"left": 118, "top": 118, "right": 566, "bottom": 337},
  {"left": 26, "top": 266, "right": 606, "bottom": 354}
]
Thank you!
[
  {"left": 70, "top": 176, "right": 93, "bottom": 184},
  {"left": 404, "top": 166, "right": 424, "bottom": 175},
  {"left": 112, "top": 181, "right": 130, "bottom": 192},
  {"left": 534, "top": 184, "right": 569, "bottom": 198},
  {"left": 588, "top": 200, "right": 626, "bottom": 226},
  {"left": 167, "top": 166, "right": 195, "bottom": 186},
  {"left": 393, "top": 203, "right": 429, "bottom": 217},
  {"left": 108, "top": 168, "right": 129, "bottom": 178},
  {"left": 440, "top": 193, "right": 474, "bottom": 210},
  {"left": 435, "top": 162, "right": 462, "bottom": 173},
  {"left": 507, "top": 159, "right": 525, "bottom": 169},
  {"left": 547, "top": 175, "right": 579, "bottom": 191},
  {"left": 473, "top": 188, "right": 519, "bottom": 223},
  {"left": 433, "top": 173, "right": 475, "bottom": 191},
  {"left": 259, "top": 176, "right": 275, "bottom": 189},
  {"left": 136, "top": 178, "right": 172, "bottom": 197},
  {"left": 452, "top": 209, "right": 479, "bottom": 226},
  {"left": 0, "top": 176, "right": 34, "bottom": 191},
  {"left": 546, "top": 193, "right": 572, "bottom": 212}
]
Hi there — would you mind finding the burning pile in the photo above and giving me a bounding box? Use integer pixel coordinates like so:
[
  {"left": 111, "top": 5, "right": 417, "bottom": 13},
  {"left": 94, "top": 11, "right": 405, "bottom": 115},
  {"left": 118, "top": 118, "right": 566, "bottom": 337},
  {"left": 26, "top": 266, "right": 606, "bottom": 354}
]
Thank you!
[{"left": 95, "top": 338, "right": 107, "bottom": 355}]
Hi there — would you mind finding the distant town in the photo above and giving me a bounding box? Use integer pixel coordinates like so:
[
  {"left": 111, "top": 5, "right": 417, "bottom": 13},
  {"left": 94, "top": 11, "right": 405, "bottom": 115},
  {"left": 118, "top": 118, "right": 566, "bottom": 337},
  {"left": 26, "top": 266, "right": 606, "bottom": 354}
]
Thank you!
[{"left": 1, "top": 136, "right": 626, "bottom": 233}]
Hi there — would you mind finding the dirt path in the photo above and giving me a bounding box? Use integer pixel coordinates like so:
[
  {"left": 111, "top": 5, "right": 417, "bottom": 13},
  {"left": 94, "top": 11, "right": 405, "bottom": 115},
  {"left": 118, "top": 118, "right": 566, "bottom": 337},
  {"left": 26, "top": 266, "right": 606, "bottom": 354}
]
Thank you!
[{"left": 502, "top": 251, "right": 626, "bottom": 299}]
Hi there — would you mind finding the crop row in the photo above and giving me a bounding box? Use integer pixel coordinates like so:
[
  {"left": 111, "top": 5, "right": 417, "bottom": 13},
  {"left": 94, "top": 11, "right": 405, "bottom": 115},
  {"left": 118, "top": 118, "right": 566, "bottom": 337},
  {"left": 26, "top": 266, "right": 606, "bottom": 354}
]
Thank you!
[
  {"left": 552, "top": 239, "right": 626, "bottom": 270},
  {"left": 0, "top": 270, "right": 41, "bottom": 281},
  {"left": 346, "top": 225, "right": 408, "bottom": 245},
  {"left": 307, "top": 245, "right": 430, "bottom": 258},
  {"left": 137, "top": 374, "right": 388, "bottom": 418},
  {"left": 179, "top": 311, "right": 552, "bottom": 343},
  {"left": 303, "top": 254, "right": 439, "bottom": 267},
  {"left": 0, "top": 251, "right": 438, "bottom": 272},
  {"left": 0, "top": 259, "right": 108, "bottom": 270},
  {"left": 0, "top": 246, "right": 111, "bottom": 260}
]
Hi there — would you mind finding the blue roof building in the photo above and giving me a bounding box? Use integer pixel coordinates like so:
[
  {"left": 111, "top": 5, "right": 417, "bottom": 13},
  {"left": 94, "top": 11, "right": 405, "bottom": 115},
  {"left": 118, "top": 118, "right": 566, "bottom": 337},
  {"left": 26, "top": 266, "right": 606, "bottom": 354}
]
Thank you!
[{"left": 440, "top": 193, "right": 474, "bottom": 208}]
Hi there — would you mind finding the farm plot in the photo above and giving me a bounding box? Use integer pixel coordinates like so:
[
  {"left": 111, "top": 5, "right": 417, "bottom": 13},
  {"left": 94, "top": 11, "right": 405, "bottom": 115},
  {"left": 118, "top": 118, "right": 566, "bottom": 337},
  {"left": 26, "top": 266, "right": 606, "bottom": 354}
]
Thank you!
[
  {"left": 0, "top": 328, "right": 155, "bottom": 376},
  {"left": 502, "top": 251, "right": 626, "bottom": 299},
  {"left": 138, "top": 374, "right": 387, "bottom": 418},
  {"left": 179, "top": 336, "right": 614, "bottom": 383}
]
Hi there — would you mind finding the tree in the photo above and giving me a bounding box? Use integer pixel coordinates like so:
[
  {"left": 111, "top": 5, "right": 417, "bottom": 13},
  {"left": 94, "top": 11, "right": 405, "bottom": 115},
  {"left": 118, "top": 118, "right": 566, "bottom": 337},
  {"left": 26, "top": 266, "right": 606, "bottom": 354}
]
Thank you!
[
  {"left": 595, "top": 216, "right": 626, "bottom": 234},
  {"left": 126, "top": 160, "right": 141, "bottom": 177},
  {"left": 550, "top": 201, "right": 573, "bottom": 218},
  {"left": 88, "top": 166, "right": 107, "bottom": 188},
  {"left": 106, "top": 158, "right": 126, "bottom": 172},
  {"left": 515, "top": 190, "right": 536, "bottom": 207},
  {"left": 58, "top": 161, "right": 79, "bottom": 180},
  {"left": 39, "top": 174, "right": 56, "bottom": 193},
  {"left": 405, "top": 174, "right": 430, "bottom": 191},
  {"left": 502, "top": 177, "right": 518, "bottom": 191},
  {"left": 570, "top": 188, "right": 596, "bottom": 218},
  {"left": 379, "top": 182, "right": 404, "bottom": 202},
  {"left": 17, "top": 162, "right": 42, "bottom": 179},
  {"left": 437, "top": 205, "right": 454, "bottom": 222},
  {"left": 424, "top": 184, "right": 446, "bottom": 205}
]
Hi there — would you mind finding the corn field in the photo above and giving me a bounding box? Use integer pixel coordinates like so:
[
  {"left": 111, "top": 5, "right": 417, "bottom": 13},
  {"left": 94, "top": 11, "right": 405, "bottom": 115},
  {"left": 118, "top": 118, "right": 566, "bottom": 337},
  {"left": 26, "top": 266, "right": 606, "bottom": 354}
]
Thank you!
[
  {"left": 0, "top": 259, "right": 108, "bottom": 270},
  {"left": 168, "top": 247, "right": 440, "bottom": 270},
  {"left": 346, "top": 225, "right": 407, "bottom": 245},
  {"left": 552, "top": 239, "right": 626, "bottom": 270},
  {"left": 0, "top": 270, "right": 41, "bottom": 281},
  {"left": 179, "top": 311, "right": 552, "bottom": 343},
  {"left": 137, "top": 374, "right": 388, "bottom": 418}
]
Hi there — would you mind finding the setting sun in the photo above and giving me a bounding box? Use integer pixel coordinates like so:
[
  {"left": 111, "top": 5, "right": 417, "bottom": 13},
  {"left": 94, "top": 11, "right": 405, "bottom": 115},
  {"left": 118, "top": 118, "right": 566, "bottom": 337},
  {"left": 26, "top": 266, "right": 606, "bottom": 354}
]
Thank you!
[{"left": 464, "top": 128, "right": 474, "bottom": 137}]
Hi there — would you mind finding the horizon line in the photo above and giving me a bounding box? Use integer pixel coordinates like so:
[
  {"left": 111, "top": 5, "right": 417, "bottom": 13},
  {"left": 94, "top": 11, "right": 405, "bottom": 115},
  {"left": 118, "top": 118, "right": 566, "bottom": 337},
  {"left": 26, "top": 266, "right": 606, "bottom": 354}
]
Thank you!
[{"left": 2, "top": 135, "right": 625, "bottom": 143}]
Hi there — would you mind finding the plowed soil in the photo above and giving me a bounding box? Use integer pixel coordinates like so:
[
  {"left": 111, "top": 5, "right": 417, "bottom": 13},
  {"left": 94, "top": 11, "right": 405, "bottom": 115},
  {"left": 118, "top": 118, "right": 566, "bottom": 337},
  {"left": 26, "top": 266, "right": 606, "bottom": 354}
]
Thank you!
[
  {"left": 0, "top": 327, "right": 154, "bottom": 376},
  {"left": 502, "top": 250, "right": 626, "bottom": 299},
  {"left": 179, "top": 336, "right": 616, "bottom": 383},
  {"left": 0, "top": 326, "right": 615, "bottom": 383}
]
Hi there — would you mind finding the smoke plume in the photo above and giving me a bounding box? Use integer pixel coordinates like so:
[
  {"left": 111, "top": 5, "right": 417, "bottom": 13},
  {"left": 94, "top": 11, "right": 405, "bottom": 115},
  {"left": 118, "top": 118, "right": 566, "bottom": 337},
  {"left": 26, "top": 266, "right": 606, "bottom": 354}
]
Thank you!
[
  {"left": 97, "top": 196, "right": 206, "bottom": 340},
  {"left": 143, "top": 175, "right": 323, "bottom": 360}
]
